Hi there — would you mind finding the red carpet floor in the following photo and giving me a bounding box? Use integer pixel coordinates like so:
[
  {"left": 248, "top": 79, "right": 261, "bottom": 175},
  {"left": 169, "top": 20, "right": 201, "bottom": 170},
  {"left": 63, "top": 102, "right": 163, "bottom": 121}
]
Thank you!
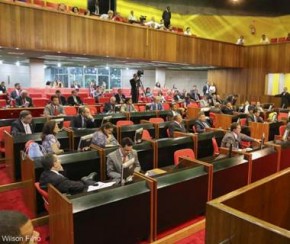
[
  {"left": 0, "top": 167, "right": 49, "bottom": 243},
  {"left": 176, "top": 229, "right": 205, "bottom": 244}
]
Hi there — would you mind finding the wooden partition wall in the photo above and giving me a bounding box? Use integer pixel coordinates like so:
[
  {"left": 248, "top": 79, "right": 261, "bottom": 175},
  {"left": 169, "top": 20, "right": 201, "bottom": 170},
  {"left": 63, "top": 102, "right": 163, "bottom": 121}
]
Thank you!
[
  {"left": 0, "top": 1, "right": 244, "bottom": 68},
  {"left": 206, "top": 168, "right": 290, "bottom": 243}
]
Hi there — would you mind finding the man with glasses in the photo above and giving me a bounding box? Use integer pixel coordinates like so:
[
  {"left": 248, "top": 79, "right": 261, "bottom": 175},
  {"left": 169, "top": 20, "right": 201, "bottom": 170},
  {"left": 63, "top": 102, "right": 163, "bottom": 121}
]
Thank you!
[{"left": 11, "top": 110, "right": 35, "bottom": 136}]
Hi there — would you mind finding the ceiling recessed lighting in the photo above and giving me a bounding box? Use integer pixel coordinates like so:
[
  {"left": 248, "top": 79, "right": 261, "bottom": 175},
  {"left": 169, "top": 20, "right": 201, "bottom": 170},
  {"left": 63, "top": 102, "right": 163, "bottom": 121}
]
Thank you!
[
  {"left": 57, "top": 63, "right": 61, "bottom": 67},
  {"left": 16, "top": 61, "right": 20, "bottom": 66},
  {"left": 83, "top": 65, "right": 86, "bottom": 68},
  {"left": 126, "top": 67, "right": 129, "bottom": 70},
  {"left": 44, "top": 65, "right": 47, "bottom": 69},
  {"left": 105, "top": 66, "right": 109, "bottom": 70},
  {"left": 0, "top": 60, "right": 3, "bottom": 64}
]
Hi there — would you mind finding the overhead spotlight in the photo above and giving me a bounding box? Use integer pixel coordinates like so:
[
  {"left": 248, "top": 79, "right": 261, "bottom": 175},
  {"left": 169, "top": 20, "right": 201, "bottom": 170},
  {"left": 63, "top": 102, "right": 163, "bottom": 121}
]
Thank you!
[
  {"left": 83, "top": 65, "right": 86, "bottom": 68},
  {"left": 16, "top": 61, "right": 20, "bottom": 66},
  {"left": 43, "top": 65, "right": 47, "bottom": 69},
  {"left": 126, "top": 67, "right": 129, "bottom": 70},
  {"left": 57, "top": 63, "right": 61, "bottom": 67},
  {"left": 16, "top": 47, "right": 20, "bottom": 50},
  {"left": 105, "top": 65, "right": 109, "bottom": 70},
  {"left": 0, "top": 60, "right": 3, "bottom": 64}
]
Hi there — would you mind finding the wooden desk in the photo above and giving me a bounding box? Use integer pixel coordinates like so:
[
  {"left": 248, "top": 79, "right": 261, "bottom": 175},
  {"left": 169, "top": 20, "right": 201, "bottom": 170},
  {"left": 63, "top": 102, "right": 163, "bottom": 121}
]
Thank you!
[{"left": 0, "top": 107, "right": 45, "bottom": 118}]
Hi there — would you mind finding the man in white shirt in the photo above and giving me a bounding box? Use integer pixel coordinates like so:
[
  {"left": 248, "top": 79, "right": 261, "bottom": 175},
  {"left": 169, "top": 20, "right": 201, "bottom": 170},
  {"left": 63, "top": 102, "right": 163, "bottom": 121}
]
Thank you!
[{"left": 11, "top": 110, "right": 35, "bottom": 136}]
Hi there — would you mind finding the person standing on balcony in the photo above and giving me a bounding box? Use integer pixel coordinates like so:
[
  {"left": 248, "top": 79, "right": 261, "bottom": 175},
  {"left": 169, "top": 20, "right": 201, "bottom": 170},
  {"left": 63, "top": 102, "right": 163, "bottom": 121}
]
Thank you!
[{"left": 162, "top": 6, "right": 171, "bottom": 29}]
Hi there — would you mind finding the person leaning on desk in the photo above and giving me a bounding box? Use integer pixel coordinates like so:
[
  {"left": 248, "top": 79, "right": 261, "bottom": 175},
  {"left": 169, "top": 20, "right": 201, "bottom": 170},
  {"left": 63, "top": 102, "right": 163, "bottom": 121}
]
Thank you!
[
  {"left": 106, "top": 137, "right": 141, "bottom": 184},
  {"left": 70, "top": 106, "right": 95, "bottom": 128},
  {"left": 39, "top": 154, "right": 98, "bottom": 195},
  {"left": 221, "top": 122, "right": 260, "bottom": 149}
]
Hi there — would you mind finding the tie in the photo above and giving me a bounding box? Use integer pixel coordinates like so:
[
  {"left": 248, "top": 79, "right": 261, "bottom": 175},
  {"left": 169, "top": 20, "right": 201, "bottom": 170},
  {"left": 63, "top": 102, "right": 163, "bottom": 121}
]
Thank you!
[{"left": 53, "top": 106, "right": 59, "bottom": 116}]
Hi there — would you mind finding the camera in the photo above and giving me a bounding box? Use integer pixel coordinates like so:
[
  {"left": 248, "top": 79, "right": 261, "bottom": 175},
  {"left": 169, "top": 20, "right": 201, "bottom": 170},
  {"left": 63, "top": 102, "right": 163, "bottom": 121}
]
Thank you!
[{"left": 137, "top": 70, "right": 144, "bottom": 77}]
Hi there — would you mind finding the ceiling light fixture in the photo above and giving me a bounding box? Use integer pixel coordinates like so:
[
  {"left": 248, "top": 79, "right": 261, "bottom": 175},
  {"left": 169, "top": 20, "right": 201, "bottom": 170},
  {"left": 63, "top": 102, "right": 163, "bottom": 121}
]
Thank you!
[
  {"left": 57, "top": 62, "right": 61, "bottom": 67},
  {"left": 0, "top": 60, "right": 3, "bottom": 64},
  {"left": 16, "top": 61, "right": 20, "bottom": 66}
]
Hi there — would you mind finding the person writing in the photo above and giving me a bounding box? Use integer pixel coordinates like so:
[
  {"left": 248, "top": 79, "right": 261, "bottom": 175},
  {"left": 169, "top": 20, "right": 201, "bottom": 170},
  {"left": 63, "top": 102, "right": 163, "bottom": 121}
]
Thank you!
[
  {"left": 106, "top": 137, "right": 141, "bottom": 183},
  {"left": 221, "top": 122, "right": 260, "bottom": 149}
]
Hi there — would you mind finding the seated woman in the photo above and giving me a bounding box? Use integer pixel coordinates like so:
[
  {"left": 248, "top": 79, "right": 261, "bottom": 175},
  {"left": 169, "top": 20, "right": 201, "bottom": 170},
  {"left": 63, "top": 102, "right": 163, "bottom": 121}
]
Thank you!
[
  {"left": 42, "top": 120, "right": 63, "bottom": 154},
  {"left": 145, "top": 87, "right": 153, "bottom": 97},
  {"left": 91, "top": 122, "right": 119, "bottom": 148},
  {"left": 120, "top": 98, "right": 137, "bottom": 112}
]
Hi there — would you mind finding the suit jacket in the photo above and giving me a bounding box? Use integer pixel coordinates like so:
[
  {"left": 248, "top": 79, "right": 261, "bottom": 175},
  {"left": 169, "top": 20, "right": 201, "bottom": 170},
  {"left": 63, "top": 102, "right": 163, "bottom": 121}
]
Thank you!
[
  {"left": 221, "top": 132, "right": 255, "bottom": 149},
  {"left": 58, "top": 95, "right": 66, "bottom": 105},
  {"left": 114, "top": 93, "right": 126, "bottom": 104},
  {"left": 189, "top": 91, "right": 201, "bottom": 101},
  {"left": 15, "top": 96, "right": 33, "bottom": 107},
  {"left": 194, "top": 119, "right": 211, "bottom": 133},
  {"left": 0, "top": 85, "right": 6, "bottom": 93},
  {"left": 11, "top": 119, "right": 35, "bottom": 136},
  {"left": 222, "top": 106, "right": 234, "bottom": 115},
  {"left": 103, "top": 102, "right": 116, "bottom": 113},
  {"left": 39, "top": 170, "right": 86, "bottom": 194},
  {"left": 10, "top": 90, "right": 21, "bottom": 99},
  {"left": 246, "top": 114, "right": 263, "bottom": 125},
  {"left": 70, "top": 115, "right": 95, "bottom": 128},
  {"left": 43, "top": 104, "right": 65, "bottom": 116},
  {"left": 67, "top": 96, "right": 83, "bottom": 106},
  {"left": 275, "top": 92, "right": 290, "bottom": 108},
  {"left": 168, "top": 121, "right": 186, "bottom": 137},
  {"left": 150, "top": 102, "right": 163, "bottom": 111},
  {"left": 106, "top": 149, "right": 141, "bottom": 182}
]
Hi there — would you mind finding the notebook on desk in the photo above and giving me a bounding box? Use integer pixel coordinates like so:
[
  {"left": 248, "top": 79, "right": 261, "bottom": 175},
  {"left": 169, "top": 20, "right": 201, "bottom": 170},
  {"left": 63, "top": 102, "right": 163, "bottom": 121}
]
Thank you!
[{"left": 145, "top": 168, "right": 167, "bottom": 177}]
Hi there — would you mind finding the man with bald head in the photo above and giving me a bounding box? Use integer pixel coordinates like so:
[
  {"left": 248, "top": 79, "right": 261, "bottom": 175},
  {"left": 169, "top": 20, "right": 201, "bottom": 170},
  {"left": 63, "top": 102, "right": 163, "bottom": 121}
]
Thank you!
[
  {"left": 70, "top": 106, "right": 95, "bottom": 128},
  {"left": 15, "top": 90, "right": 33, "bottom": 107}
]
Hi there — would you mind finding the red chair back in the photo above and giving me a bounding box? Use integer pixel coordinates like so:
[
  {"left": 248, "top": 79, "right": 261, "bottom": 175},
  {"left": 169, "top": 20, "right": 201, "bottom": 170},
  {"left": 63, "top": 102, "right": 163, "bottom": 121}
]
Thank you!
[
  {"left": 64, "top": 106, "right": 77, "bottom": 115},
  {"left": 0, "top": 126, "right": 11, "bottom": 153},
  {"left": 88, "top": 106, "right": 97, "bottom": 115},
  {"left": 209, "top": 112, "right": 217, "bottom": 128},
  {"left": 98, "top": 97, "right": 110, "bottom": 103},
  {"left": 212, "top": 137, "right": 219, "bottom": 156},
  {"left": 279, "top": 125, "right": 286, "bottom": 136},
  {"left": 83, "top": 97, "right": 95, "bottom": 105},
  {"left": 174, "top": 149, "right": 195, "bottom": 165},
  {"left": 138, "top": 106, "right": 146, "bottom": 112},
  {"left": 142, "top": 129, "right": 152, "bottom": 140},
  {"left": 149, "top": 118, "right": 164, "bottom": 123},
  {"left": 0, "top": 99, "right": 6, "bottom": 107},
  {"left": 63, "top": 121, "right": 70, "bottom": 128},
  {"left": 116, "top": 120, "right": 134, "bottom": 127},
  {"left": 163, "top": 103, "right": 170, "bottom": 110},
  {"left": 34, "top": 182, "right": 49, "bottom": 212},
  {"left": 240, "top": 118, "right": 247, "bottom": 126}
]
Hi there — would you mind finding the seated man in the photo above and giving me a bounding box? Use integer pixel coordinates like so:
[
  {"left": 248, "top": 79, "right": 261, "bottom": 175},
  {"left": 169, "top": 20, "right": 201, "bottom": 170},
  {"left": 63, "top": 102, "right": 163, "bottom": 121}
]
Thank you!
[
  {"left": 106, "top": 137, "right": 140, "bottom": 183},
  {"left": 70, "top": 106, "right": 95, "bottom": 128},
  {"left": 15, "top": 90, "right": 33, "bottom": 107},
  {"left": 55, "top": 90, "right": 66, "bottom": 105},
  {"left": 168, "top": 114, "right": 186, "bottom": 137},
  {"left": 39, "top": 154, "right": 97, "bottom": 195},
  {"left": 221, "top": 122, "right": 260, "bottom": 149},
  {"left": 247, "top": 108, "right": 264, "bottom": 125},
  {"left": 114, "top": 88, "right": 126, "bottom": 104},
  {"left": 194, "top": 112, "right": 211, "bottom": 133},
  {"left": 10, "top": 83, "right": 22, "bottom": 100},
  {"left": 120, "top": 98, "right": 137, "bottom": 112},
  {"left": 11, "top": 110, "right": 35, "bottom": 136},
  {"left": 222, "top": 102, "right": 234, "bottom": 115},
  {"left": 0, "top": 210, "right": 39, "bottom": 243},
  {"left": 103, "top": 96, "right": 117, "bottom": 113},
  {"left": 150, "top": 96, "right": 164, "bottom": 111},
  {"left": 67, "top": 90, "right": 83, "bottom": 106},
  {"left": 44, "top": 95, "right": 65, "bottom": 117}
]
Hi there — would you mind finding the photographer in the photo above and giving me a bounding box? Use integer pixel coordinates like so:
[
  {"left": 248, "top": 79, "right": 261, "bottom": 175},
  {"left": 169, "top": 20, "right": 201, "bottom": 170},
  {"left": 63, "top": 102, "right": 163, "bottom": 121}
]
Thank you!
[{"left": 130, "top": 70, "right": 144, "bottom": 103}]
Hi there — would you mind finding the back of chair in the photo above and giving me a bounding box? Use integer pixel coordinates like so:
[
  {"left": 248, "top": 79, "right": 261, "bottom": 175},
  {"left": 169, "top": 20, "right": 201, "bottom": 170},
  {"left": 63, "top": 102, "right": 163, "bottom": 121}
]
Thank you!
[
  {"left": 240, "top": 118, "right": 247, "bottom": 126},
  {"left": 142, "top": 130, "right": 152, "bottom": 140},
  {"left": 209, "top": 112, "right": 217, "bottom": 128},
  {"left": 149, "top": 117, "right": 164, "bottom": 123},
  {"left": 63, "top": 121, "right": 71, "bottom": 128},
  {"left": 279, "top": 125, "right": 286, "bottom": 136},
  {"left": 64, "top": 106, "right": 77, "bottom": 115},
  {"left": 174, "top": 148, "right": 195, "bottom": 165},
  {"left": 212, "top": 137, "right": 220, "bottom": 156},
  {"left": 116, "top": 120, "right": 134, "bottom": 127},
  {"left": 34, "top": 182, "right": 49, "bottom": 212}
]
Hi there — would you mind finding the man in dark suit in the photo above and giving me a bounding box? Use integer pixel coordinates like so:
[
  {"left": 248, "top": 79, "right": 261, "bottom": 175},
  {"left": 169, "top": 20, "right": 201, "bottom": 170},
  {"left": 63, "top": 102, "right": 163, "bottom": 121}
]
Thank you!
[
  {"left": 39, "top": 154, "right": 98, "bottom": 194},
  {"left": 10, "top": 83, "right": 22, "bottom": 100},
  {"left": 203, "top": 81, "right": 210, "bottom": 96},
  {"left": 67, "top": 90, "right": 83, "bottom": 106},
  {"left": 246, "top": 108, "right": 264, "bottom": 125},
  {"left": 168, "top": 114, "right": 186, "bottom": 137},
  {"left": 222, "top": 102, "right": 234, "bottom": 115},
  {"left": 70, "top": 106, "right": 95, "bottom": 128},
  {"left": 275, "top": 87, "right": 290, "bottom": 108},
  {"left": 55, "top": 90, "right": 66, "bottom": 105},
  {"left": 11, "top": 110, "right": 35, "bottom": 136},
  {"left": 114, "top": 88, "right": 126, "bottom": 104},
  {"left": 130, "top": 73, "right": 140, "bottom": 103},
  {"left": 162, "top": 6, "right": 171, "bottom": 29},
  {"left": 226, "top": 94, "right": 238, "bottom": 106},
  {"left": 103, "top": 96, "right": 116, "bottom": 113},
  {"left": 189, "top": 85, "right": 201, "bottom": 101},
  {"left": 15, "top": 90, "right": 33, "bottom": 107},
  {"left": 221, "top": 122, "right": 260, "bottom": 149},
  {"left": 0, "top": 81, "right": 7, "bottom": 93},
  {"left": 194, "top": 112, "right": 211, "bottom": 133}
]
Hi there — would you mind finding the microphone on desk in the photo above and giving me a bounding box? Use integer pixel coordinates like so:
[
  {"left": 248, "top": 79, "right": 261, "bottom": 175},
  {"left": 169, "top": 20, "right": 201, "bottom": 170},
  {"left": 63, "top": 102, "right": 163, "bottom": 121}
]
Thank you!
[
  {"left": 228, "top": 143, "right": 233, "bottom": 158},
  {"left": 282, "top": 122, "right": 290, "bottom": 141}
]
